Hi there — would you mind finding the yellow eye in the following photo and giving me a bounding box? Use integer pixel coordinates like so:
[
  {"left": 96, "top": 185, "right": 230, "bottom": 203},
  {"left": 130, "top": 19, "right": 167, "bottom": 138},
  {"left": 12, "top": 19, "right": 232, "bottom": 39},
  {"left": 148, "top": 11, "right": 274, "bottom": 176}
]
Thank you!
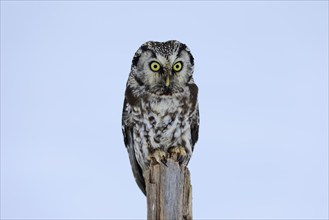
[
  {"left": 173, "top": 61, "right": 183, "bottom": 72},
  {"left": 150, "top": 61, "right": 161, "bottom": 72}
]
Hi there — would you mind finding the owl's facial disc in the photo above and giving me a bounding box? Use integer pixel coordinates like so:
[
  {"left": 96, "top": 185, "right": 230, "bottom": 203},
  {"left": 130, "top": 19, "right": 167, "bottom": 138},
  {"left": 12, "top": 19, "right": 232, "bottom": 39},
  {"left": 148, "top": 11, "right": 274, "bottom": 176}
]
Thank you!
[{"left": 132, "top": 41, "right": 194, "bottom": 95}]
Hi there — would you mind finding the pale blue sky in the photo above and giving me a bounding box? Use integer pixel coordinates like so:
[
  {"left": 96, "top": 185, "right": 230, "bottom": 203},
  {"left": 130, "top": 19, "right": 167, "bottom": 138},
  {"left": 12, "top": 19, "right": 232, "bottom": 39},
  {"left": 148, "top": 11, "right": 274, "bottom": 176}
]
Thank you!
[{"left": 1, "top": 1, "right": 328, "bottom": 219}]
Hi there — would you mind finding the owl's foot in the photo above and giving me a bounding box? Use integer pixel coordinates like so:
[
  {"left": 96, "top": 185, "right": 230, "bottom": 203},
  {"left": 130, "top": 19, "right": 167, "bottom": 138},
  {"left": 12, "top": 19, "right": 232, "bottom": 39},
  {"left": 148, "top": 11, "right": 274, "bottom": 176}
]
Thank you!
[
  {"left": 148, "top": 149, "right": 167, "bottom": 166},
  {"left": 169, "top": 146, "right": 187, "bottom": 164}
]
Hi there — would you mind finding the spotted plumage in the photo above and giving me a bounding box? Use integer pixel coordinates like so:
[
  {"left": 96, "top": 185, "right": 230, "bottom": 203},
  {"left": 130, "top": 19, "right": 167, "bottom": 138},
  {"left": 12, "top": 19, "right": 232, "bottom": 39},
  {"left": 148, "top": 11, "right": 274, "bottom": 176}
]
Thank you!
[{"left": 122, "top": 40, "right": 199, "bottom": 195}]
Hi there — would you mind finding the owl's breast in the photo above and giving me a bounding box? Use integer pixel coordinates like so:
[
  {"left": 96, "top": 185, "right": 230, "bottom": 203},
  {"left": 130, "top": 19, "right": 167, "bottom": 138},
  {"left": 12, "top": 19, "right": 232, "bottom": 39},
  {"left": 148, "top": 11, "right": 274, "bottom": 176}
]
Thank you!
[
  {"left": 131, "top": 95, "right": 191, "bottom": 151},
  {"left": 142, "top": 97, "right": 181, "bottom": 129}
]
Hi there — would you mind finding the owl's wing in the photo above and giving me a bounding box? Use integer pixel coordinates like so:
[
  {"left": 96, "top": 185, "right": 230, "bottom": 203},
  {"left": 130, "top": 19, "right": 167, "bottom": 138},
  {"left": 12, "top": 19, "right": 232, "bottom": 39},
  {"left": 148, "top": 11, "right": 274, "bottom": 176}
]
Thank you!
[
  {"left": 122, "top": 99, "right": 146, "bottom": 195},
  {"left": 189, "top": 83, "right": 199, "bottom": 151},
  {"left": 190, "top": 103, "right": 199, "bottom": 151}
]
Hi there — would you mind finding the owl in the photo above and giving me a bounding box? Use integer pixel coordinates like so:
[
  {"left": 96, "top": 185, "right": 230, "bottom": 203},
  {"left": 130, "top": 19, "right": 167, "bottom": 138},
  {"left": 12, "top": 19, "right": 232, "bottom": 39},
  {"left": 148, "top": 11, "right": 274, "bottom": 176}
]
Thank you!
[{"left": 122, "top": 40, "right": 199, "bottom": 195}]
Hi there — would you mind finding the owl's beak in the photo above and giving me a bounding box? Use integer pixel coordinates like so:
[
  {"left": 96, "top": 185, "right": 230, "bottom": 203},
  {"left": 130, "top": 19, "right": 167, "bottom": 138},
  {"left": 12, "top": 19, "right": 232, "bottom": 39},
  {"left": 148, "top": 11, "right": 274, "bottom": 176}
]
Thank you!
[
  {"left": 165, "top": 75, "right": 170, "bottom": 87},
  {"left": 164, "top": 65, "right": 171, "bottom": 87}
]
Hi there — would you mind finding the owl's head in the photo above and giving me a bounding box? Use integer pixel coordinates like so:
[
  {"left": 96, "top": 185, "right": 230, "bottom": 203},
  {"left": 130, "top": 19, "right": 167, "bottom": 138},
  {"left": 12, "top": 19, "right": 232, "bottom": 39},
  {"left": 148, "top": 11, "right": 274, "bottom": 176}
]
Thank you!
[{"left": 129, "top": 40, "right": 194, "bottom": 95}]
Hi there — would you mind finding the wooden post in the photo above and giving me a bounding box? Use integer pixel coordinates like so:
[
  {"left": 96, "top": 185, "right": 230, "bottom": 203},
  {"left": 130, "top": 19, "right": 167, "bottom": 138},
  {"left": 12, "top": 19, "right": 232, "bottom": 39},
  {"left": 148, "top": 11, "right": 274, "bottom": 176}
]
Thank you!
[{"left": 144, "top": 158, "right": 192, "bottom": 220}]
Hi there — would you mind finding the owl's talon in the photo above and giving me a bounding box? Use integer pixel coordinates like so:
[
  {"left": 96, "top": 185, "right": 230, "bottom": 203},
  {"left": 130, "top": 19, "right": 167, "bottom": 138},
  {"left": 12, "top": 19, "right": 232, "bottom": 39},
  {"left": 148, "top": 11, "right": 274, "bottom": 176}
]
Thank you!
[
  {"left": 149, "top": 149, "right": 167, "bottom": 166},
  {"left": 169, "top": 146, "right": 187, "bottom": 164},
  {"left": 161, "top": 158, "right": 168, "bottom": 167},
  {"left": 177, "top": 155, "right": 184, "bottom": 164}
]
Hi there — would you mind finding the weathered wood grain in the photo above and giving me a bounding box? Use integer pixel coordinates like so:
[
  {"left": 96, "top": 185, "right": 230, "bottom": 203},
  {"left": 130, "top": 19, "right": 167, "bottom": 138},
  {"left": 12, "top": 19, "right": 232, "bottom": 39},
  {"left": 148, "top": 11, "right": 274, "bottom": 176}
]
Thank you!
[{"left": 144, "top": 158, "right": 192, "bottom": 220}]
